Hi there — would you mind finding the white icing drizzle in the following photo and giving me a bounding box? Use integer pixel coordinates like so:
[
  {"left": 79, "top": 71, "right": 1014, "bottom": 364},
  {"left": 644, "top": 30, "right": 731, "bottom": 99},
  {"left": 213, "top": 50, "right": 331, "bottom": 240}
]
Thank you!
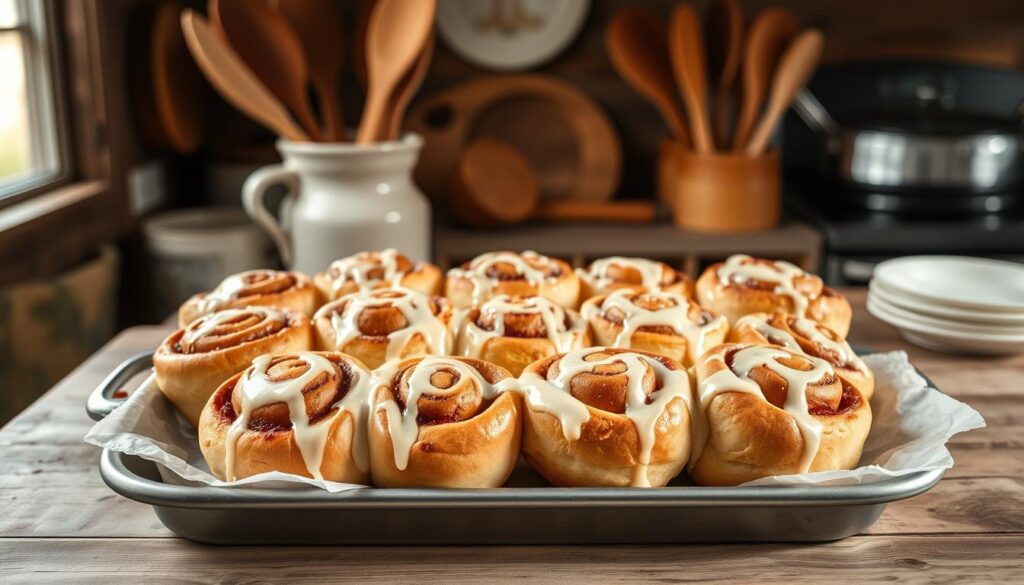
[
  {"left": 374, "top": 357, "right": 517, "bottom": 471},
  {"left": 692, "top": 346, "right": 834, "bottom": 473},
  {"left": 316, "top": 287, "right": 450, "bottom": 363},
  {"left": 735, "top": 314, "right": 868, "bottom": 374},
  {"left": 196, "top": 269, "right": 283, "bottom": 314},
  {"left": 184, "top": 306, "right": 280, "bottom": 345},
  {"left": 447, "top": 251, "right": 558, "bottom": 307},
  {"left": 224, "top": 352, "right": 368, "bottom": 481},
  {"left": 327, "top": 248, "right": 404, "bottom": 294},
  {"left": 582, "top": 289, "right": 726, "bottom": 365},
  {"left": 452, "top": 295, "right": 587, "bottom": 358},
  {"left": 716, "top": 254, "right": 813, "bottom": 317},
  {"left": 516, "top": 347, "right": 693, "bottom": 487},
  {"left": 576, "top": 257, "right": 668, "bottom": 295}
]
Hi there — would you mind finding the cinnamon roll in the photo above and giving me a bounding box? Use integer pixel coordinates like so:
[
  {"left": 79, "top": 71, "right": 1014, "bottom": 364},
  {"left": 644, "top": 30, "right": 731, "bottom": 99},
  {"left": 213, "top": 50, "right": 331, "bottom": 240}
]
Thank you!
[
  {"left": 730, "top": 312, "right": 874, "bottom": 400},
  {"left": 581, "top": 289, "right": 728, "bottom": 367},
  {"left": 452, "top": 295, "right": 590, "bottom": 376},
  {"left": 314, "top": 248, "right": 442, "bottom": 301},
  {"left": 695, "top": 255, "right": 852, "bottom": 336},
  {"left": 445, "top": 251, "right": 580, "bottom": 310},
  {"left": 368, "top": 356, "right": 521, "bottom": 488},
  {"left": 690, "top": 343, "right": 872, "bottom": 486},
  {"left": 178, "top": 269, "right": 319, "bottom": 327},
  {"left": 199, "top": 351, "right": 370, "bottom": 484},
  {"left": 577, "top": 256, "right": 694, "bottom": 302},
  {"left": 154, "top": 307, "right": 312, "bottom": 426},
  {"left": 312, "top": 287, "right": 453, "bottom": 369},
  {"left": 518, "top": 347, "right": 693, "bottom": 487}
]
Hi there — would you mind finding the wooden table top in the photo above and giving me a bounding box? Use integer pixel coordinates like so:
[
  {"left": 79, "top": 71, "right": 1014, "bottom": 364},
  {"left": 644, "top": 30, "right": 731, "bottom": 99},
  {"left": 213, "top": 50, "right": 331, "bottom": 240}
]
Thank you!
[{"left": 1, "top": 289, "right": 1021, "bottom": 583}]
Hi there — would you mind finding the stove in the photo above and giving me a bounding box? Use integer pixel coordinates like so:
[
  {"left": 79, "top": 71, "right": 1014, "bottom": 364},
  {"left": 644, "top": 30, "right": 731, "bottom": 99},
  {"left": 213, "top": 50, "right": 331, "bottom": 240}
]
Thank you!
[{"left": 787, "top": 182, "right": 1024, "bottom": 285}]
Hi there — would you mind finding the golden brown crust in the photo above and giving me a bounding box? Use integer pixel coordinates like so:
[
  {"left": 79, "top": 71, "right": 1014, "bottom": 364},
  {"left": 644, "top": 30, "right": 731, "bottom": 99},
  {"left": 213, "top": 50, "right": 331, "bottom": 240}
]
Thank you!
[
  {"left": 178, "top": 270, "right": 320, "bottom": 327},
  {"left": 519, "top": 348, "right": 692, "bottom": 487},
  {"left": 368, "top": 356, "right": 521, "bottom": 488},
  {"left": 729, "top": 312, "right": 874, "bottom": 400},
  {"left": 444, "top": 251, "right": 581, "bottom": 309},
  {"left": 695, "top": 260, "right": 852, "bottom": 336},
  {"left": 154, "top": 308, "right": 312, "bottom": 426},
  {"left": 198, "top": 351, "right": 370, "bottom": 484},
  {"left": 313, "top": 250, "right": 442, "bottom": 301},
  {"left": 312, "top": 288, "right": 453, "bottom": 369},
  {"left": 689, "top": 343, "right": 872, "bottom": 486},
  {"left": 582, "top": 291, "right": 728, "bottom": 367},
  {"left": 577, "top": 258, "right": 695, "bottom": 302},
  {"left": 453, "top": 295, "right": 591, "bottom": 376}
]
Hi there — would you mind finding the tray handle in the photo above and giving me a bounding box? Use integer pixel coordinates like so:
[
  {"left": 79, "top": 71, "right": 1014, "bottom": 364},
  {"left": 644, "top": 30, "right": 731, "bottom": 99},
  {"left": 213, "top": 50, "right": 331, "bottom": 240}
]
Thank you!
[{"left": 86, "top": 352, "right": 154, "bottom": 421}]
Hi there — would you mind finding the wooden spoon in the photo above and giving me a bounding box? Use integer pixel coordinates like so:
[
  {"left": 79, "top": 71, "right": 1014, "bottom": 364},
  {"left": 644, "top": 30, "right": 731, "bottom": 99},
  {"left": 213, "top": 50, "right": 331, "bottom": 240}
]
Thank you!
[
  {"left": 383, "top": 31, "right": 435, "bottom": 141},
  {"left": 605, "top": 7, "right": 689, "bottom": 145},
  {"left": 668, "top": 4, "right": 714, "bottom": 154},
  {"left": 731, "top": 9, "right": 800, "bottom": 151},
  {"left": 745, "top": 29, "right": 825, "bottom": 156},
  {"left": 705, "top": 0, "right": 743, "bottom": 149},
  {"left": 356, "top": 0, "right": 437, "bottom": 144},
  {"left": 273, "top": 0, "right": 346, "bottom": 141},
  {"left": 180, "top": 10, "right": 308, "bottom": 141},
  {"left": 210, "top": 0, "right": 322, "bottom": 140}
]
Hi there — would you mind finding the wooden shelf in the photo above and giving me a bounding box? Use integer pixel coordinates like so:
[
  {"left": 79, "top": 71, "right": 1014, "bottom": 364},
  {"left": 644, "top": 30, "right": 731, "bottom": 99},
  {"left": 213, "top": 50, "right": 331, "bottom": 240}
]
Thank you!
[{"left": 434, "top": 219, "right": 823, "bottom": 276}]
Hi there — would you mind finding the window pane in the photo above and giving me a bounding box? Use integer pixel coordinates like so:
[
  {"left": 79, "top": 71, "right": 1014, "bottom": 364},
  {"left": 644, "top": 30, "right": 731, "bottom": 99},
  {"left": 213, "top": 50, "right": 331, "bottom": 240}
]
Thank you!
[
  {"left": 0, "top": 0, "right": 17, "bottom": 28},
  {"left": 0, "top": 31, "right": 29, "bottom": 182}
]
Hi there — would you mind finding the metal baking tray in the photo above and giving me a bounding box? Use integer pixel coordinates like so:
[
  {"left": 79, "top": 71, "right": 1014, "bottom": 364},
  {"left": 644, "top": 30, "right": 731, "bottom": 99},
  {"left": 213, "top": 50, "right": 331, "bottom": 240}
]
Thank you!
[{"left": 88, "top": 351, "right": 946, "bottom": 545}]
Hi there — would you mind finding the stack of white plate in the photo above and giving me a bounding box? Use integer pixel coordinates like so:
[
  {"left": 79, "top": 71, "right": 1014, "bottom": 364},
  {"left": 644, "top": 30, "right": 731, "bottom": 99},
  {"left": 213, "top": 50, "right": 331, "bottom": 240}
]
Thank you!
[{"left": 868, "top": 256, "right": 1024, "bottom": 355}]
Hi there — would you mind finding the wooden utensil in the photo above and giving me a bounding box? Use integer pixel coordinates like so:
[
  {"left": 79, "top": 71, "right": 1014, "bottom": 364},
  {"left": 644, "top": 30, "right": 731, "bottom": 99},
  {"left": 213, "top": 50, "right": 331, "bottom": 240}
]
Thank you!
[
  {"left": 133, "top": 0, "right": 206, "bottom": 153},
  {"left": 273, "top": 0, "right": 346, "bottom": 141},
  {"left": 406, "top": 75, "right": 621, "bottom": 204},
  {"left": 383, "top": 32, "right": 435, "bottom": 141},
  {"left": 668, "top": 4, "right": 714, "bottom": 154},
  {"left": 605, "top": 7, "right": 689, "bottom": 145},
  {"left": 731, "top": 8, "right": 800, "bottom": 151},
  {"left": 210, "top": 0, "right": 323, "bottom": 140},
  {"left": 745, "top": 29, "right": 825, "bottom": 156},
  {"left": 450, "top": 138, "right": 539, "bottom": 228},
  {"left": 705, "top": 0, "right": 743, "bottom": 149},
  {"left": 534, "top": 201, "right": 656, "bottom": 224},
  {"left": 356, "top": 0, "right": 437, "bottom": 144},
  {"left": 180, "top": 10, "right": 309, "bottom": 141}
]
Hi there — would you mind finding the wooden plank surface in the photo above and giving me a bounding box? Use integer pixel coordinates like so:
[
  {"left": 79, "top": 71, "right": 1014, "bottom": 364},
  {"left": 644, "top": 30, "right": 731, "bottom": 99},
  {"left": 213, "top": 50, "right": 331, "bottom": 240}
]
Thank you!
[{"left": 0, "top": 289, "right": 1022, "bottom": 582}]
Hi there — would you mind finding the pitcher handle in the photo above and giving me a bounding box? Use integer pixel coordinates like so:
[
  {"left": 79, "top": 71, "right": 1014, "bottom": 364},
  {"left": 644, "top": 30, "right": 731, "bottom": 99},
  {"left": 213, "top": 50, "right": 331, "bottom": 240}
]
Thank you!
[{"left": 242, "top": 164, "right": 297, "bottom": 267}]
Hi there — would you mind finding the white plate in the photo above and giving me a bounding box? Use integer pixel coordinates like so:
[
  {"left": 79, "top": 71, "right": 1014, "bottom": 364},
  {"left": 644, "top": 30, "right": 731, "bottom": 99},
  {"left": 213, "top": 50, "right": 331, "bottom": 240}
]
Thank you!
[
  {"left": 868, "top": 292, "right": 1024, "bottom": 336},
  {"left": 873, "top": 256, "right": 1024, "bottom": 313},
  {"left": 437, "top": 0, "right": 590, "bottom": 71},
  {"left": 869, "top": 280, "right": 1024, "bottom": 325},
  {"left": 867, "top": 298, "right": 1024, "bottom": 355}
]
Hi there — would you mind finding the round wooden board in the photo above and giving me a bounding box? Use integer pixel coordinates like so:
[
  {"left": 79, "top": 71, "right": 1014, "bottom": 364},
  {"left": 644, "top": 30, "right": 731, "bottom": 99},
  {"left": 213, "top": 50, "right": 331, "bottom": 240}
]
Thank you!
[{"left": 407, "top": 74, "right": 622, "bottom": 203}]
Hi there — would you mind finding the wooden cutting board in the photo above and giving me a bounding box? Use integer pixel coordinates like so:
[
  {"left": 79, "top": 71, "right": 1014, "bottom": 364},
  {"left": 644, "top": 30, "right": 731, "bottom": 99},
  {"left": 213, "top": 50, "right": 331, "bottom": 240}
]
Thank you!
[{"left": 407, "top": 74, "right": 622, "bottom": 203}]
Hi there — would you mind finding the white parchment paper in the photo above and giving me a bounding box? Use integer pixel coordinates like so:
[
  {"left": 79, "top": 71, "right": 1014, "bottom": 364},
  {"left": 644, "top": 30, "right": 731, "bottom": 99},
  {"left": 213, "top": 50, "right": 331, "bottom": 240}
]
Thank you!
[{"left": 84, "top": 350, "right": 984, "bottom": 491}]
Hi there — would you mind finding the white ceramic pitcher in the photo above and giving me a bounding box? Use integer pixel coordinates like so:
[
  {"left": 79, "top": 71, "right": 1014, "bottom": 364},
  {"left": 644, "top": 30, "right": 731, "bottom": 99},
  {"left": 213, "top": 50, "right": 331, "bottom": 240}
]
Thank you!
[{"left": 242, "top": 135, "right": 431, "bottom": 275}]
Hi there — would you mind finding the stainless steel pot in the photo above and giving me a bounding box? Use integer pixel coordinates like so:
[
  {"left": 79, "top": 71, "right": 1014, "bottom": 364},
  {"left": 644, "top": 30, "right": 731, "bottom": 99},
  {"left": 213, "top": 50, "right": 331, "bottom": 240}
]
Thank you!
[{"left": 793, "top": 89, "right": 1024, "bottom": 194}]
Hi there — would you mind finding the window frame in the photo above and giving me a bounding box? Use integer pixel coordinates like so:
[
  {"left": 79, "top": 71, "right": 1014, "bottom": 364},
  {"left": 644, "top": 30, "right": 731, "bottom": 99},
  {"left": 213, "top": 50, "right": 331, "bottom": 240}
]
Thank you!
[{"left": 0, "top": 0, "right": 71, "bottom": 207}]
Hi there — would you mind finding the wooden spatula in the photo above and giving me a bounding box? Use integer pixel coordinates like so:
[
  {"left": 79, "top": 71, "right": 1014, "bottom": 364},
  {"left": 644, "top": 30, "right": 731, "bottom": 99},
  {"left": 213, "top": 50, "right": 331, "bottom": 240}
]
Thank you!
[
  {"left": 273, "top": 0, "right": 346, "bottom": 141},
  {"left": 668, "top": 4, "right": 715, "bottom": 154},
  {"left": 180, "top": 10, "right": 308, "bottom": 141},
  {"left": 705, "top": 0, "right": 743, "bottom": 149},
  {"left": 210, "top": 0, "right": 323, "bottom": 140}
]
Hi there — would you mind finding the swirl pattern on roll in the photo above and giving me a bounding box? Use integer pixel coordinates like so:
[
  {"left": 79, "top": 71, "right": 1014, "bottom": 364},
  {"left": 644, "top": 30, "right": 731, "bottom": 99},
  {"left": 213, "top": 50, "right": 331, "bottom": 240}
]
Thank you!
[
  {"left": 313, "top": 287, "right": 452, "bottom": 369},
  {"left": 200, "top": 351, "right": 370, "bottom": 483},
  {"left": 577, "top": 256, "right": 694, "bottom": 299},
  {"left": 368, "top": 356, "right": 521, "bottom": 488},
  {"left": 179, "top": 269, "right": 318, "bottom": 327},
  {"left": 518, "top": 347, "right": 693, "bottom": 487},
  {"left": 581, "top": 289, "right": 727, "bottom": 366},
  {"left": 315, "top": 249, "right": 442, "bottom": 300},
  {"left": 445, "top": 251, "right": 580, "bottom": 309},
  {"left": 690, "top": 344, "right": 872, "bottom": 485}
]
